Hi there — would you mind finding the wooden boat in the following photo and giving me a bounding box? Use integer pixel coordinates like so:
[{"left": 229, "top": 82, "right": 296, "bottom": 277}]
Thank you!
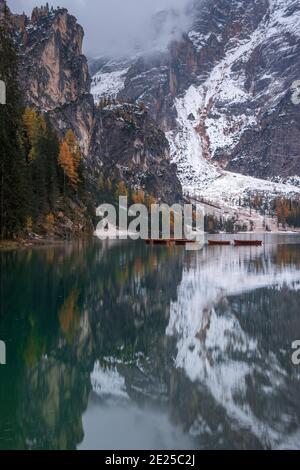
[
  {"left": 234, "top": 240, "right": 262, "bottom": 246},
  {"left": 175, "top": 239, "right": 197, "bottom": 246},
  {"left": 208, "top": 240, "right": 231, "bottom": 246},
  {"left": 145, "top": 239, "right": 170, "bottom": 246},
  {"left": 145, "top": 239, "right": 196, "bottom": 246}
]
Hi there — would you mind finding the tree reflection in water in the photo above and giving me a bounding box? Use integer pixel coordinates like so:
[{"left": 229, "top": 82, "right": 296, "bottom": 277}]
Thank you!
[{"left": 0, "top": 237, "right": 300, "bottom": 449}]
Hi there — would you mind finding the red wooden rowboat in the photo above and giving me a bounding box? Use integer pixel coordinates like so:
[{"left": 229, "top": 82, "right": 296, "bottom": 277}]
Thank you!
[
  {"left": 208, "top": 240, "right": 231, "bottom": 246},
  {"left": 145, "top": 239, "right": 169, "bottom": 246},
  {"left": 234, "top": 240, "right": 262, "bottom": 246},
  {"left": 145, "top": 239, "right": 196, "bottom": 246},
  {"left": 175, "top": 239, "right": 197, "bottom": 246}
]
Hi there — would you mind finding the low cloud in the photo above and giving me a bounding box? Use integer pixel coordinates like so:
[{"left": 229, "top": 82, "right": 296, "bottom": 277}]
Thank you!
[{"left": 8, "top": 0, "right": 193, "bottom": 57}]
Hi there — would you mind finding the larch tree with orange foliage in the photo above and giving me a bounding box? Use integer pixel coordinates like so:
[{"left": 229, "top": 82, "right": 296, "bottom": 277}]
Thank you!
[
  {"left": 58, "top": 130, "right": 81, "bottom": 189},
  {"left": 132, "top": 189, "right": 145, "bottom": 205}
]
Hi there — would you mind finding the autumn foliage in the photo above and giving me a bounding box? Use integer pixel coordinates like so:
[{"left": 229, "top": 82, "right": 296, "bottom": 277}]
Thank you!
[{"left": 58, "top": 130, "right": 81, "bottom": 187}]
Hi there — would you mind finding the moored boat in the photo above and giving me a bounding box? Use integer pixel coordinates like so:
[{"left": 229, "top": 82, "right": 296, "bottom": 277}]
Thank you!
[
  {"left": 145, "top": 239, "right": 170, "bottom": 246},
  {"left": 208, "top": 240, "right": 231, "bottom": 246},
  {"left": 234, "top": 240, "right": 262, "bottom": 246},
  {"left": 175, "top": 239, "right": 197, "bottom": 246},
  {"left": 145, "top": 239, "right": 197, "bottom": 246}
]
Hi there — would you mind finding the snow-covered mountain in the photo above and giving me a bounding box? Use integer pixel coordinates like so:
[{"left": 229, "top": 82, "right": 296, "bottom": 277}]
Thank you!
[
  {"left": 9, "top": 4, "right": 182, "bottom": 205},
  {"left": 90, "top": 0, "right": 300, "bottom": 203}
]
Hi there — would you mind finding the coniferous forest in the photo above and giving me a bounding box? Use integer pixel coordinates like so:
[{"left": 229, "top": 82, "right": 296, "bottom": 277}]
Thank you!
[{"left": 0, "top": 21, "right": 94, "bottom": 242}]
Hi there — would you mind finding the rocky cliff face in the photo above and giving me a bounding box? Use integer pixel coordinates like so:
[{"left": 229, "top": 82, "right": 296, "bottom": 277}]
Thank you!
[
  {"left": 90, "top": 102, "right": 182, "bottom": 204},
  {"left": 0, "top": 0, "right": 5, "bottom": 17},
  {"left": 9, "top": 3, "right": 182, "bottom": 204},
  {"left": 11, "top": 5, "right": 95, "bottom": 158},
  {"left": 91, "top": 0, "right": 300, "bottom": 196},
  {"left": 15, "top": 6, "right": 90, "bottom": 110}
]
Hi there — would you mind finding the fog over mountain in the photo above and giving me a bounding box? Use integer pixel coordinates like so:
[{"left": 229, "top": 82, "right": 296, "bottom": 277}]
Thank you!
[{"left": 8, "top": 0, "right": 193, "bottom": 57}]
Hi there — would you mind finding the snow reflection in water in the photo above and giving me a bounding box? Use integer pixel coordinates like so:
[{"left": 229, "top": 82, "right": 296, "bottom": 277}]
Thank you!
[{"left": 167, "top": 244, "right": 300, "bottom": 449}]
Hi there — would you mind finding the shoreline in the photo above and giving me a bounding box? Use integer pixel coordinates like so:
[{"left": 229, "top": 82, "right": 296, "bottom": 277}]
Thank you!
[
  {"left": 1, "top": 230, "right": 300, "bottom": 252},
  {"left": 0, "top": 237, "right": 92, "bottom": 252}
]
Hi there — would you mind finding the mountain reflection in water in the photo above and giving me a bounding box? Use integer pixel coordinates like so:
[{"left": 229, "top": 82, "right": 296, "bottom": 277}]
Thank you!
[{"left": 0, "top": 236, "right": 300, "bottom": 450}]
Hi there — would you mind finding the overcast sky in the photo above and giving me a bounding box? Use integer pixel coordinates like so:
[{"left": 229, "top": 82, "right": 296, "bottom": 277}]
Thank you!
[{"left": 8, "top": 0, "right": 193, "bottom": 57}]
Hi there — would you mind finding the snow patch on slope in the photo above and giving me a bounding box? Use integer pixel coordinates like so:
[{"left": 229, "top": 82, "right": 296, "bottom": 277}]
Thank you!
[
  {"left": 91, "top": 362, "right": 129, "bottom": 399},
  {"left": 168, "top": 0, "right": 300, "bottom": 199},
  {"left": 167, "top": 85, "right": 219, "bottom": 188},
  {"left": 188, "top": 171, "right": 300, "bottom": 205},
  {"left": 91, "top": 68, "right": 129, "bottom": 103},
  {"left": 268, "top": 0, "right": 300, "bottom": 38},
  {"left": 168, "top": 83, "right": 300, "bottom": 203}
]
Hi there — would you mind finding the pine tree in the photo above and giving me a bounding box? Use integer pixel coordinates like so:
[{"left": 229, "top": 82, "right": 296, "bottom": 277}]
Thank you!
[
  {"left": 22, "top": 108, "right": 49, "bottom": 219},
  {"left": 43, "top": 121, "right": 59, "bottom": 210},
  {"left": 20, "top": 106, "right": 61, "bottom": 227},
  {"left": 0, "top": 21, "right": 26, "bottom": 239}
]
